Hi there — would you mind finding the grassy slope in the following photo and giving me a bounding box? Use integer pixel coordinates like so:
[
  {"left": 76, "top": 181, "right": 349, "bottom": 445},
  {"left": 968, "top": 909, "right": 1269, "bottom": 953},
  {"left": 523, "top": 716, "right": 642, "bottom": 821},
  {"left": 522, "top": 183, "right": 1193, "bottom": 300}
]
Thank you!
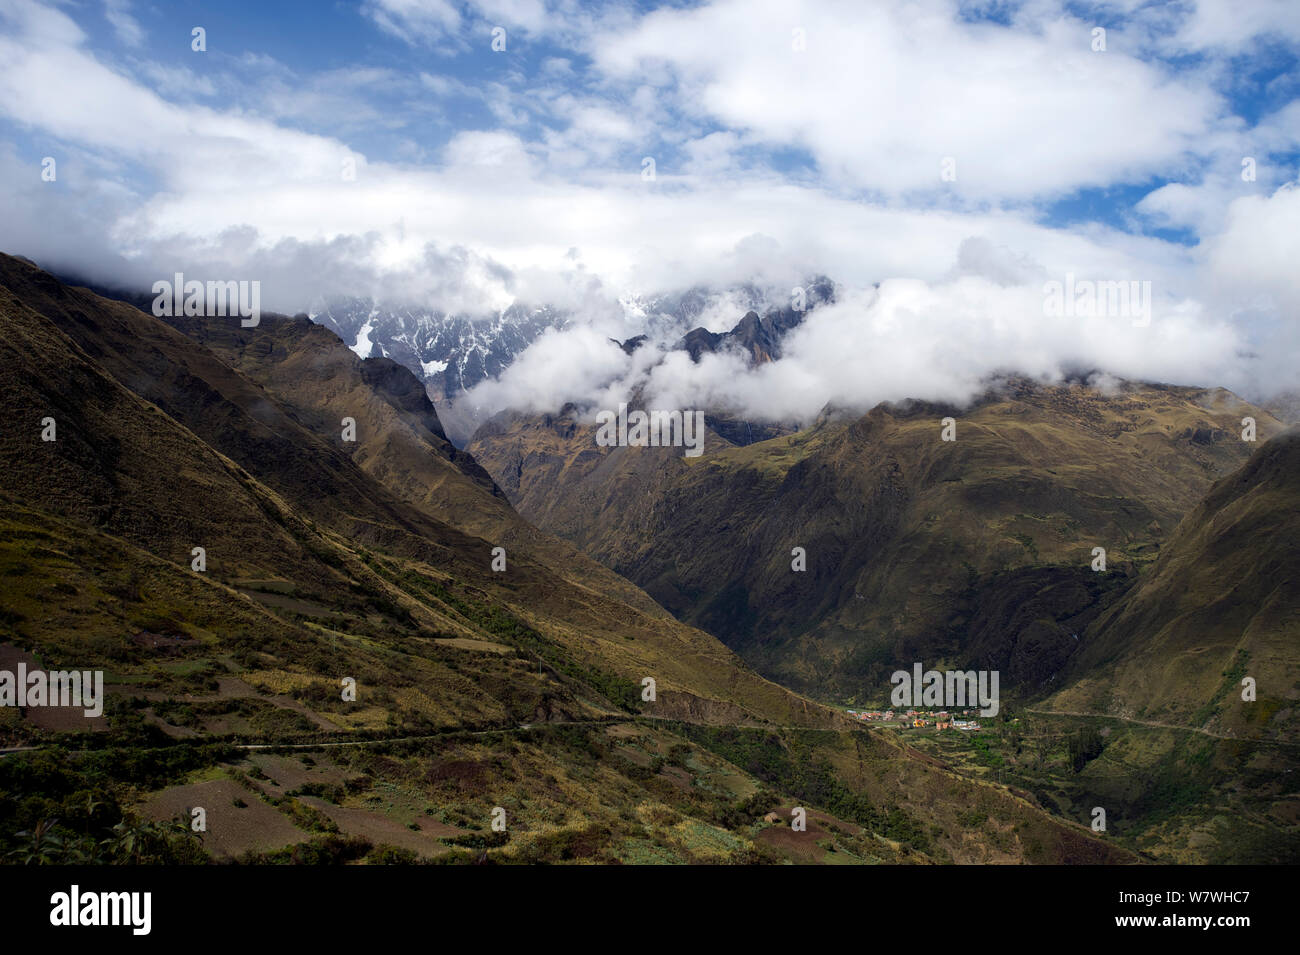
[
  {"left": 0, "top": 255, "right": 1135, "bottom": 863},
  {"left": 0, "top": 253, "right": 831, "bottom": 728},
  {"left": 469, "top": 382, "right": 1284, "bottom": 699},
  {"left": 1050, "top": 429, "right": 1300, "bottom": 742}
]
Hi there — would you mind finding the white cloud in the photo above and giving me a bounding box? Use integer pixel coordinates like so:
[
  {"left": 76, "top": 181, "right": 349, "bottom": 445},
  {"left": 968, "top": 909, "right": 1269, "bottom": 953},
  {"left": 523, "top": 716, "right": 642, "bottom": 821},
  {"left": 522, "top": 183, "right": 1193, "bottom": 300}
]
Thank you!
[
  {"left": 589, "top": 0, "right": 1224, "bottom": 200},
  {"left": 466, "top": 324, "right": 632, "bottom": 414},
  {"left": 460, "top": 254, "right": 1253, "bottom": 430},
  {"left": 1203, "top": 181, "right": 1300, "bottom": 320},
  {"left": 131, "top": 61, "right": 217, "bottom": 99},
  {"left": 0, "top": 0, "right": 1296, "bottom": 426},
  {"left": 103, "top": 0, "right": 142, "bottom": 47},
  {"left": 363, "top": 0, "right": 462, "bottom": 46},
  {"left": 1168, "top": 0, "right": 1300, "bottom": 52}
]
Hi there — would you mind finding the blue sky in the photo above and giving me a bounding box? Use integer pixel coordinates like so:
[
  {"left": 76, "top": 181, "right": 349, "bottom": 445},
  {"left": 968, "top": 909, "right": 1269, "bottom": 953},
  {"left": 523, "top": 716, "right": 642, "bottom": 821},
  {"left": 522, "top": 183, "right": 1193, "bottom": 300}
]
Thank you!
[
  {"left": 0, "top": 0, "right": 1298, "bottom": 413},
  {"left": 20, "top": 0, "right": 1294, "bottom": 247},
  {"left": 246, "top": 4, "right": 1285, "bottom": 235}
]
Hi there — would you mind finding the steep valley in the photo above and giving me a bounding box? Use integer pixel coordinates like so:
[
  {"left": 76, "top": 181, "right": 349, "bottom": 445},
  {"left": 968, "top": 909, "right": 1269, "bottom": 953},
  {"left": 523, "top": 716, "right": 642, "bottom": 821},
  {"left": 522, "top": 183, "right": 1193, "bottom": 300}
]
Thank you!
[{"left": 0, "top": 255, "right": 1140, "bottom": 865}]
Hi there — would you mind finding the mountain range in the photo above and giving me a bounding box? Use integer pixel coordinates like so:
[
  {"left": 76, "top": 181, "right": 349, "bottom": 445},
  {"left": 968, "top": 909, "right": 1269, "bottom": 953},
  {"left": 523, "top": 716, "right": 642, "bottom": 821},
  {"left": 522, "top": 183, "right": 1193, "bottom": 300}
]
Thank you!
[
  {"left": 464, "top": 349, "right": 1299, "bottom": 861},
  {"left": 0, "top": 254, "right": 1139, "bottom": 864},
  {"left": 468, "top": 380, "right": 1289, "bottom": 701}
]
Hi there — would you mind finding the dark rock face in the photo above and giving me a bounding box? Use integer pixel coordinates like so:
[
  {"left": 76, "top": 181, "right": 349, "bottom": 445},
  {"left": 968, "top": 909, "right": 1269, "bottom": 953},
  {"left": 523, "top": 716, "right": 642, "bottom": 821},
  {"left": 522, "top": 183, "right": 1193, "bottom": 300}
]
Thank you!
[
  {"left": 703, "top": 415, "right": 795, "bottom": 447},
  {"left": 359, "top": 356, "right": 447, "bottom": 441},
  {"left": 960, "top": 566, "right": 1128, "bottom": 690},
  {"left": 671, "top": 277, "right": 835, "bottom": 366},
  {"left": 676, "top": 326, "right": 724, "bottom": 361}
]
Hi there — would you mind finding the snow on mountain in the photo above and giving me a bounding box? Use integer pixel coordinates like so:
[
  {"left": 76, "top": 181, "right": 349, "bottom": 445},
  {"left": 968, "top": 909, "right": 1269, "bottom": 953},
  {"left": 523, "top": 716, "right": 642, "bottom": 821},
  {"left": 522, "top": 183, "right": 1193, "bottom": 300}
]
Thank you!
[
  {"left": 306, "top": 278, "right": 834, "bottom": 444},
  {"left": 312, "top": 298, "right": 568, "bottom": 401}
]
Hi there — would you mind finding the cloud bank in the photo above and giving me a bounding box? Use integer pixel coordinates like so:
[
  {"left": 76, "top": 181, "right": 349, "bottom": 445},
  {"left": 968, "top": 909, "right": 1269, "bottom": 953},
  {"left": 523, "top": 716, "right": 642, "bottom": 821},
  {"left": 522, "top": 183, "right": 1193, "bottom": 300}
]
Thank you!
[{"left": 0, "top": 0, "right": 1295, "bottom": 426}]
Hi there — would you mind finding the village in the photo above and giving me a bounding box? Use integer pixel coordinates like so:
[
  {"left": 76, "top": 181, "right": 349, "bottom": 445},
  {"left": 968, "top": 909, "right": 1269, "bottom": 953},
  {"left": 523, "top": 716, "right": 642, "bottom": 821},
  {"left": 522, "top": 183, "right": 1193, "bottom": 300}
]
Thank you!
[{"left": 846, "top": 708, "right": 983, "bottom": 731}]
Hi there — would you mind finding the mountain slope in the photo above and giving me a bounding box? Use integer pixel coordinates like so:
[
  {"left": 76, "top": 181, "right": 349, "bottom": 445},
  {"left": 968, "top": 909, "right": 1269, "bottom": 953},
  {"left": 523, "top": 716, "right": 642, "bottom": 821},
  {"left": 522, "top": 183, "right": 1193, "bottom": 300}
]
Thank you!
[
  {"left": 155, "top": 306, "right": 677, "bottom": 623},
  {"left": 468, "top": 379, "right": 1285, "bottom": 699},
  {"left": 1049, "top": 429, "right": 1300, "bottom": 741},
  {"left": 0, "top": 252, "right": 826, "bottom": 726},
  {"left": 0, "top": 255, "right": 1135, "bottom": 865}
]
